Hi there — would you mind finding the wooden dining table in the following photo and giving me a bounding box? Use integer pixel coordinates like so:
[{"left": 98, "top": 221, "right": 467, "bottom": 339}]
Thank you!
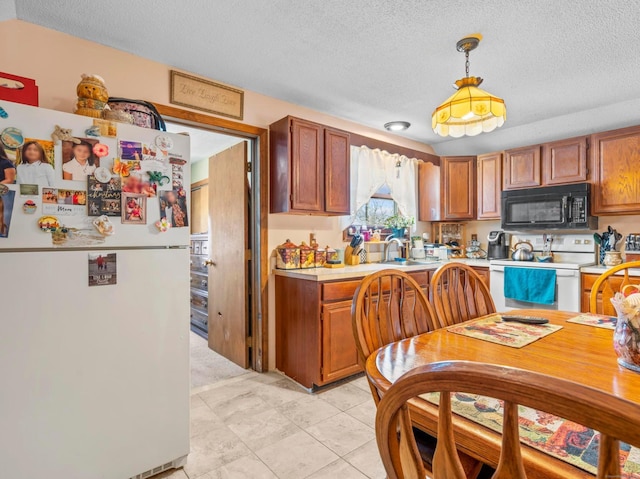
[{"left": 366, "top": 309, "right": 640, "bottom": 479}]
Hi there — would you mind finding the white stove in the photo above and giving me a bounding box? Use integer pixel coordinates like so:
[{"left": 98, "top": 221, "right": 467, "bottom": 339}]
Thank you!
[{"left": 489, "top": 233, "right": 596, "bottom": 312}]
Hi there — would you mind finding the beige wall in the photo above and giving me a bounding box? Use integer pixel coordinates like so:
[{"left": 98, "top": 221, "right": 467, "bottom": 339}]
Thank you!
[{"left": 1, "top": 19, "right": 437, "bottom": 370}]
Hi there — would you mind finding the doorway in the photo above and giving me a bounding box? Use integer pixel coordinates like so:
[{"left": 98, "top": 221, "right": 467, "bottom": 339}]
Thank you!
[{"left": 158, "top": 103, "right": 269, "bottom": 379}]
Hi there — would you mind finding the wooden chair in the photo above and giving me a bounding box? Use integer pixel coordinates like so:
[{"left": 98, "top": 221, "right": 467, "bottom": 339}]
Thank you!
[
  {"left": 430, "top": 263, "right": 496, "bottom": 328},
  {"left": 375, "top": 360, "right": 640, "bottom": 479},
  {"left": 352, "top": 269, "right": 438, "bottom": 396},
  {"left": 352, "top": 270, "right": 484, "bottom": 478},
  {"left": 589, "top": 260, "right": 640, "bottom": 315}
]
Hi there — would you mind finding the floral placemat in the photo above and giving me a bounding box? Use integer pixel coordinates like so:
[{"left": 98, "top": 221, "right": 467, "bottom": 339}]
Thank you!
[
  {"left": 447, "top": 315, "right": 562, "bottom": 348},
  {"left": 422, "top": 392, "right": 640, "bottom": 477},
  {"left": 567, "top": 313, "right": 617, "bottom": 330}
]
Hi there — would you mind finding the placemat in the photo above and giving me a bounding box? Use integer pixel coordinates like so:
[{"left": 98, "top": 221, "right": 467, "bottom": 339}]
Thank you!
[
  {"left": 422, "top": 392, "right": 640, "bottom": 477},
  {"left": 447, "top": 314, "right": 562, "bottom": 348},
  {"left": 566, "top": 313, "right": 617, "bottom": 330}
]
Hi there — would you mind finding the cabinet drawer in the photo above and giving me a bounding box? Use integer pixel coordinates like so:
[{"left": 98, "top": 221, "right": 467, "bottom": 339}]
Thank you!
[
  {"left": 321, "top": 271, "right": 430, "bottom": 302},
  {"left": 190, "top": 308, "right": 208, "bottom": 328},
  {"left": 322, "top": 280, "right": 363, "bottom": 302},
  {"left": 190, "top": 289, "right": 208, "bottom": 312},
  {"left": 190, "top": 255, "right": 208, "bottom": 273},
  {"left": 190, "top": 271, "right": 208, "bottom": 290}
]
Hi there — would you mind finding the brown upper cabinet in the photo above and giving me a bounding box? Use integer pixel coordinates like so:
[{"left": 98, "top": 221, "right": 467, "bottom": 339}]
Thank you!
[
  {"left": 503, "top": 145, "right": 542, "bottom": 189},
  {"left": 504, "top": 136, "right": 588, "bottom": 190},
  {"left": 418, "top": 156, "right": 475, "bottom": 221},
  {"left": 270, "top": 116, "right": 350, "bottom": 215},
  {"left": 542, "top": 136, "right": 588, "bottom": 185},
  {"left": 476, "top": 152, "right": 502, "bottom": 220},
  {"left": 441, "top": 156, "right": 476, "bottom": 220},
  {"left": 418, "top": 161, "right": 441, "bottom": 221},
  {"left": 591, "top": 125, "right": 640, "bottom": 215}
]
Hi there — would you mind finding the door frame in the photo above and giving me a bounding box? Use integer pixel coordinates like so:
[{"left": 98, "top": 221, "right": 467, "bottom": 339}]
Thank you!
[{"left": 154, "top": 103, "right": 269, "bottom": 372}]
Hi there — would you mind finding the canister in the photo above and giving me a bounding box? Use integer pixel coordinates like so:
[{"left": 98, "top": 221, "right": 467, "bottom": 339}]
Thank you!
[
  {"left": 299, "top": 241, "right": 315, "bottom": 269},
  {"left": 326, "top": 246, "right": 339, "bottom": 263},
  {"left": 313, "top": 245, "right": 326, "bottom": 267},
  {"left": 276, "top": 239, "right": 300, "bottom": 269}
]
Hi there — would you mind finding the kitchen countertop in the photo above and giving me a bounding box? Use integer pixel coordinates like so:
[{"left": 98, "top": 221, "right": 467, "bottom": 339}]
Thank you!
[
  {"left": 272, "top": 258, "right": 491, "bottom": 282},
  {"left": 581, "top": 264, "right": 640, "bottom": 275}
]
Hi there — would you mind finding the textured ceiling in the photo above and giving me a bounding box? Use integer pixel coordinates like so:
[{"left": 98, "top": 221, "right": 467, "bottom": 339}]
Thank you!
[
  {"left": 165, "top": 122, "right": 244, "bottom": 164},
  {"left": 8, "top": 0, "right": 640, "bottom": 153}
]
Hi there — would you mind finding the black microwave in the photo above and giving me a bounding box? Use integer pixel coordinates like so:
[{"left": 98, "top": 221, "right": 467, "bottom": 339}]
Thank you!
[{"left": 501, "top": 183, "right": 598, "bottom": 231}]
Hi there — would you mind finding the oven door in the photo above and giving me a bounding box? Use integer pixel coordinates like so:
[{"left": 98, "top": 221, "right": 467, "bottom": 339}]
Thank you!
[
  {"left": 489, "top": 265, "right": 581, "bottom": 312},
  {"left": 501, "top": 193, "right": 567, "bottom": 230}
]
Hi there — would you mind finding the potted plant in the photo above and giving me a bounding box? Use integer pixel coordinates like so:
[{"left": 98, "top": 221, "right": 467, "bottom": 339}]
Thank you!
[{"left": 384, "top": 214, "right": 415, "bottom": 239}]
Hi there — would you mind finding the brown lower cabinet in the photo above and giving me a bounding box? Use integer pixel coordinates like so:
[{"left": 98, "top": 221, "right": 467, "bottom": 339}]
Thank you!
[
  {"left": 275, "top": 270, "right": 431, "bottom": 388},
  {"left": 580, "top": 272, "right": 640, "bottom": 312}
]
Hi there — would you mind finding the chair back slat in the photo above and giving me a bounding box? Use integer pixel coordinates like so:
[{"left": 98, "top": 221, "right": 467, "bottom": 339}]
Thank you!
[
  {"left": 432, "top": 392, "right": 466, "bottom": 479},
  {"left": 492, "top": 401, "right": 527, "bottom": 479},
  {"left": 374, "top": 361, "right": 640, "bottom": 479},
  {"left": 589, "top": 260, "right": 640, "bottom": 315},
  {"left": 597, "top": 435, "right": 620, "bottom": 479},
  {"left": 430, "top": 263, "right": 496, "bottom": 328}
]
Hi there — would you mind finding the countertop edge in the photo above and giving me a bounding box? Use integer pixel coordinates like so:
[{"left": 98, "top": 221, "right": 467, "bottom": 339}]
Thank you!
[{"left": 272, "top": 258, "right": 492, "bottom": 282}]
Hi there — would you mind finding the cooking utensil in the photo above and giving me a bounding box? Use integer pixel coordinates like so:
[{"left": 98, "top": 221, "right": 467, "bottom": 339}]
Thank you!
[{"left": 511, "top": 241, "right": 535, "bottom": 261}]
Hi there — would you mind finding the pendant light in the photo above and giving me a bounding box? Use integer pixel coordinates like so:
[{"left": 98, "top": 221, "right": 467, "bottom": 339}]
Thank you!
[{"left": 432, "top": 35, "right": 506, "bottom": 138}]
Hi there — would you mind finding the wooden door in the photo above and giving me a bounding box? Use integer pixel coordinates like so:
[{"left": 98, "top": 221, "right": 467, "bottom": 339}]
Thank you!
[
  {"left": 418, "top": 161, "right": 441, "bottom": 221},
  {"left": 503, "top": 145, "right": 541, "bottom": 189},
  {"left": 476, "top": 152, "right": 502, "bottom": 220},
  {"left": 321, "top": 301, "right": 362, "bottom": 383},
  {"left": 542, "top": 136, "right": 588, "bottom": 185},
  {"left": 291, "top": 118, "right": 324, "bottom": 212},
  {"left": 190, "top": 180, "right": 209, "bottom": 234},
  {"left": 324, "top": 127, "right": 351, "bottom": 215},
  {"left": 208, "top": 143, "right": 249, "bottom": 368},
  {"left": 591, "top": 125, "right": 640, "bottom": 215},
  {"left": 442, "top": 156, "right": 476, "bottom": 220}
]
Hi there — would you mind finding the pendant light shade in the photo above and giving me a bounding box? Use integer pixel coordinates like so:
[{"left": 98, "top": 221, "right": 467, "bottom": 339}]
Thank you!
[{"left": 432, "top": 36, "right": 506, "bottom": 138}]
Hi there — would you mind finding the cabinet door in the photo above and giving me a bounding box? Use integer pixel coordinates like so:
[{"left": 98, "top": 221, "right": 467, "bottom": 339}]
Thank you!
[
  {"left": 321, "top": 301, "right": 362, "bottom": 383},
  {"left": 190, "top": 182, "right": 209, "bottom": 234},
  {"left": 503, "top": 145, "right": 541, "bottom": 189},
  {"left": 418, "top": 161, "right": 441, "bottom": 221},
  {"left": 471, "top": 266, "right": 490, "bottom": 289},
  {"left": 476, "top": 152, "right": 502, "bottom": 220},
  {"left": 442, "top": 156, "right": 476, "bottom": 220},
  {"left": 591, "top": 126, "right": 640, "bottom": 215},
  {"left": 542, "top": 136, "right": 588, "bottom": 185},
  {"left": 324, "top": 128, "right": 351, "bottom": 215},
  {"left": 291, "top": 118, "right": 324, "bottom": 212}
]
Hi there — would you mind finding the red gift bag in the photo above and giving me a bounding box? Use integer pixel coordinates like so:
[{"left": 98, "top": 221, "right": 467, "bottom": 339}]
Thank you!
[{"left": 0, "top": 72, "right": 39, "bottom": 106}]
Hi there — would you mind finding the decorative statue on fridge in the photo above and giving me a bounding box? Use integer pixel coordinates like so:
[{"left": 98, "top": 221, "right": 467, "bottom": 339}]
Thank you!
[{"left": 74, "top": 74, "right": 109, "bottom": 119}]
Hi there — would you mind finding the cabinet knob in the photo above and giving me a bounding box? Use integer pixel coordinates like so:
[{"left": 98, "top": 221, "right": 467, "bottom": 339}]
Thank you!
[{"left": 205, "top": 259, "right": 216, "bottom": 267}]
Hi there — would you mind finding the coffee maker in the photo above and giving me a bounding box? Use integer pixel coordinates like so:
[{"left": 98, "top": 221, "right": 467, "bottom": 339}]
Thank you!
[{"left": 487, "top": 230, "right": 510, "bottom": 259}]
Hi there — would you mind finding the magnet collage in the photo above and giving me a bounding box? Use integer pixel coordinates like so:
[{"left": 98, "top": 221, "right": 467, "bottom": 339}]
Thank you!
[{"left": 0, "top": 116, "right": 189, "bottom": 243}]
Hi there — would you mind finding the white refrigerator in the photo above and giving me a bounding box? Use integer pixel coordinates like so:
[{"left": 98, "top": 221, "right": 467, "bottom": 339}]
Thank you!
[{"left": 0, "top": 101, "right": 190, "bottom": 478}]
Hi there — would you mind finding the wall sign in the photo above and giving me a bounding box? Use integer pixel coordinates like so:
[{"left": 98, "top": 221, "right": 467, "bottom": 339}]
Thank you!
[{"left": 170, "top": 70, "right": 244, "bottom": 120}]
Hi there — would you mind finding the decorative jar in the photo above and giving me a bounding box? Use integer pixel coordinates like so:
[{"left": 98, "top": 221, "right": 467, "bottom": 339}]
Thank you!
[
  {"left": 611, "top": 293, "right": 640, "bottom": 372},
  {"left": 603, "top": 251, "right": 623, "bottom": 267}
]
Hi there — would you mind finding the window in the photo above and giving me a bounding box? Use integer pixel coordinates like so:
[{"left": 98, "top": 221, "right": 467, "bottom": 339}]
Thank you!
[{"left": 354, "top": 184, "right": 397, "bottom": 228}]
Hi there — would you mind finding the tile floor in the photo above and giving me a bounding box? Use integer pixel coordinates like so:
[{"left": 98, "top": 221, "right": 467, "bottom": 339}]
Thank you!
[{"left": 158, "top": 371, "right": 385, "bottom": 479}]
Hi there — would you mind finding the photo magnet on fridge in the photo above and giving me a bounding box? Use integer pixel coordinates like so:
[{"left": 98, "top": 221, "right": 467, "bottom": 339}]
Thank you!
[
  {"left": 159, "top": 190, "right": 188, "bottom": 228},
  {"left": 121, "top": 193, "right": 147, "bottom": 224},
  {"left": 0, "top": 189, "right": 15, "bottom": 238},
  {"left": 88, "top": 252, "right": 117, "bottom": 286},
  {"left": 15, "top": 139, "right": 55, "bottom": 187}
]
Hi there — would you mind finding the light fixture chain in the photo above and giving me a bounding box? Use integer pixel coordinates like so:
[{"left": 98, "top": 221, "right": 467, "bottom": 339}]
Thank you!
[{"left": 465, "top": 50, "right": 470, "bottom": 77}]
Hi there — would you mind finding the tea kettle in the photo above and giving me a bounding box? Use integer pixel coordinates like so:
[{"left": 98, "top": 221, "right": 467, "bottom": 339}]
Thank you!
[{"left": 511, "top": 241, "right": 535, "bottom": 261}]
